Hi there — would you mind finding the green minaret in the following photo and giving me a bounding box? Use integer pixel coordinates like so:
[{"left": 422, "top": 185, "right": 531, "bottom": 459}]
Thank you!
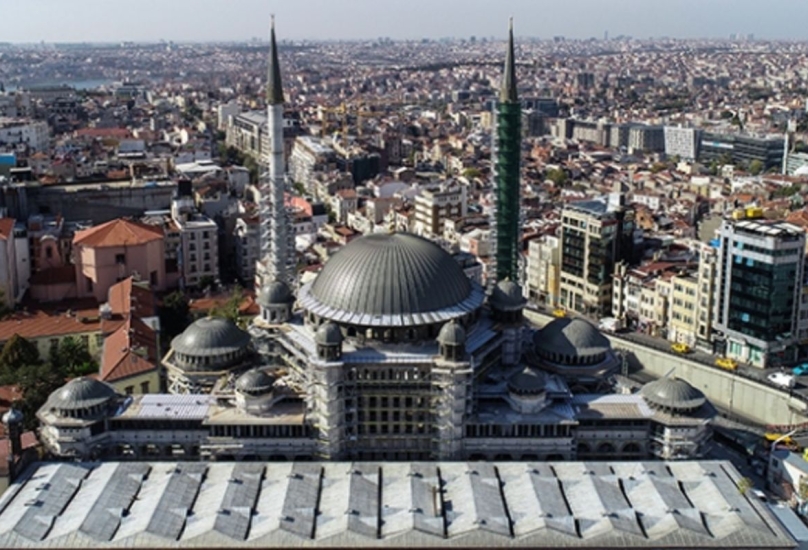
[{"left": 495, "top": 18, "right": 521, "bottom": 282}]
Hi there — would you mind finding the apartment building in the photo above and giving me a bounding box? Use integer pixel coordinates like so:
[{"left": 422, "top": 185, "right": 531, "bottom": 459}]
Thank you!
[
  {"left": 664, "top": 126, "right": 702, "bottom": 161},
  {"left": 560, "top": 194, "right": 635, "bottom": 316},
  {"left": 288, "top": 136, "right": 336, "bottom": 191},
  {"left": 713, "top": 219, "right": 805, "bottom": 368},
  {"left": 171, "top": 186, "right": 219, "bottom": 289},
  {"left": 413, "top": 182, "right": 468, "bottom": 237},
  {"left": 233, "top": 215, "right": 260, "bottom": 284},
  {"left": 0, "top": 118, "right": 49, "bottom": 151},
  {"left": 525, "top": 234, "right": 560, "bottom": 306}
]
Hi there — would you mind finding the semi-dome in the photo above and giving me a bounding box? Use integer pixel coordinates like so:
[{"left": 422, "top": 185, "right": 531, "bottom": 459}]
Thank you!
[
  {"left": 315, "top": 322, "right": 343, "bottom": 346},
  {"left": 640, "top": 378, "right": 706, "bottom": 411},
  {"left": 258, "top": 279, "right": 293, "bottom": 307},
  {"left": 508, "top": 367, "right": 547, "bottom": 395},
  {"left": 490, "top": 279, "right": 525, "bottom": 310},
  {"left": 171, "top": 317, "right": 251, "bottom": 357},
  {"left": 235, "top": 369, "right": 276, "bottom": 395},
  {"left": 438, "top": 320, "right": 466, "bottom": 347},
  {"left": 534, "top": 317, "right": 610, "bottom": 359},
  {"left": 300, "top": 233, "right": 485, "bottom": 327},
  {"left": 46, "top": 377, "right": 118, "bottom": 410}
]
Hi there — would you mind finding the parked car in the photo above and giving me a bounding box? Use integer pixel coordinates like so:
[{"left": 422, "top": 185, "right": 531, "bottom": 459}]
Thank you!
[
  {"left": 767, "top": 371, "right": 796, "bottom": 389},
  {"left": 793, "top": 363, "right": 808, "bottom": 377},
  {"left": 671, "top": 343, "right": 691, "bottom": 354},
  {"left": 552, "top": 309, "right": 566, "bottom": 318},
  {"left": 715, "top": 357, "right": 738, "bottom": 371}
]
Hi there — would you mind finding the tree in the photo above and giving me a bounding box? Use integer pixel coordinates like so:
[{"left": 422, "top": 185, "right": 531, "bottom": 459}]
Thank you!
[
  {"left": 749, "top": 159, "right": 764, "bottom": 176},
  {"left": 210, "top": 286, "right": 245, "bottom": 326},
  {"left": 159, "top": 290, "right": 190, "bottom": 340},
  {"left": 49, "top": 337, "right": 97, "bottom": 378},
  {"left": 0, "top": 334, "right": 41, "bottom": 379},
  {"left": 462, "top": 167, "right": 482, "bottom": 180},
  {"left": 546, "top": 168, "right": 568, "bottom": 186},
  {"left": 198, "top": 275, "right": 216, "bottom": 292},
  {"left": 14, "top": 362, "right": 66, "bottom": 430}
]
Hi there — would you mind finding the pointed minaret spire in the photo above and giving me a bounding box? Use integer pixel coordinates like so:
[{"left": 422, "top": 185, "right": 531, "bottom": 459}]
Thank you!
[
  {"left": 267, "top": 15, "right": 285, "bottom": 105},
  {"left": 500, "top": 17, "right": 518, "bottom": 103}
]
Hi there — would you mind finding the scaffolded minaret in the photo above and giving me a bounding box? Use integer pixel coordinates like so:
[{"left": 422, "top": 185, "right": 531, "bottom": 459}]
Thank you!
[
  {"left": 259, "top": 16, "right": 291, "bottom": 286},
  {"left": 494, "top": 18, "right": 522, "bottom": 282}
]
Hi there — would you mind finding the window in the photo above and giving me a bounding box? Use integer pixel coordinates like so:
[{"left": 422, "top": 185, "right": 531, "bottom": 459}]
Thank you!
[
  {"left": 45, "top": 246, "right": 53, "bottom": 259},
  {"left": 140, "top": 381, "right": 150, "bottom": 393},
  {"left": 150, "top": 270, "right": 158, "bottom": 286},
  {"left": 115, "top": 253, "right": 126, "bottom": 265},
  {"left": 86, "top": 276, "right": 93, "bottom": 292},
  {"left": 125, "top": 386, "right": 134, "bottom": 395}
]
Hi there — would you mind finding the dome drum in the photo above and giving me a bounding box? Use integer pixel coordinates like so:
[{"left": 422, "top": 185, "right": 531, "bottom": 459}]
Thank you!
[
  {"left": 533, "top": 318, "right": 610, "bottom": 366},
  {"left": 43, "top": 377, "right": 119, "bottom": 420}
]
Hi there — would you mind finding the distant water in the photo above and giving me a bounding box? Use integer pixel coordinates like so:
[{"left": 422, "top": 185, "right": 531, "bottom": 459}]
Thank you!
[{"left": 6, "top": 79, "right": 114, "bottom": 91}]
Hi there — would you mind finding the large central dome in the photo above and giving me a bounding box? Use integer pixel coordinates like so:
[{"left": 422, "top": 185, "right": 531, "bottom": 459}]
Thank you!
[{"left": 300, "top": 233, "right": 484, "bottom": 326}]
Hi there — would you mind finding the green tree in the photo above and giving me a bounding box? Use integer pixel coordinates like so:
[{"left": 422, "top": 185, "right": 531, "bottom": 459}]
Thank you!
[
  {"left": 198, "top": 275, "right": 216, "bottom": 292},
  {"left": 49, "top": 337, "right": 97, "bottom": 378},
  {"left": 159, "top": 290, "right": 190, "bottom": 340},
  {"left": 546, "top": 168, "right": 568, "bottom": 186},
  {"left": 462, "top": 167, "right": 482, "bottom": 180},
  {"left": 14, "top": 362, "right": 66, "bottom": 430},
  {"left": 210, "top": 285, "right": 244, "bottom": 324},
  {"left": 749, "top": 159, "right": 764, "bottom": 176},
  {"left": 0, "top": 334, "right": 41, "bottom": 378}
]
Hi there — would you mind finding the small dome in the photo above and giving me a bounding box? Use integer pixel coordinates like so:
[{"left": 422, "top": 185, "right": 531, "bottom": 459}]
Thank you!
[
  {"left": 258, "top": 279, "right": 293, "bottom": 307},
  {"left": 438, "top": 320, "right": 466, "bottom": 346},
  {"left": 535, "top": 317, "right": 609, "bottom": 358},
  {"left": 508, "top": 367, "right": 547, "bottom": 395},
  {"left": 641, "top": 378, "right": 706, "bottom": 411},
  {"left": 46, "top": 377, "right": 118, "bottom": 410},
  {"left": 490, "top": 279, "right": 525, "bottom": 310},
  {"left": 171, "top": 317, "right": 251, "bottom": 357},
  {"left": 315, "top": 322, "right": 343, "bottom": 346},
  {"left": 2, "top": 407, "right": 23, "bottom": 426},
  {"left": 235, "top": 369, "right": 276, "bottom": 394}
]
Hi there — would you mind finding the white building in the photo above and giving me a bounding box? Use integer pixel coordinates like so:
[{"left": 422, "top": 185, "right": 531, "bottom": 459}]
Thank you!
[
  {"left": 0, "top": 118, "right": 49, "bottom": 151},
  {"left": 664, "top": 126, "right": 702, "bottom": 160},
  {"left": 171, "top": 189, "right": 220, "bottom": 289},
  {"left": 234, "top": 215, "right": 260, "bottom": 283},
  {"left": 525, "top": 234, "right": 560, "bottom": 306}
]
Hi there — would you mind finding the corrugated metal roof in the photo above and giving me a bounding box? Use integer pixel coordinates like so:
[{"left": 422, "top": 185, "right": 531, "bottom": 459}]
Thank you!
[{"left": 0, "top": 460, "right": 794, "bottom": 548}]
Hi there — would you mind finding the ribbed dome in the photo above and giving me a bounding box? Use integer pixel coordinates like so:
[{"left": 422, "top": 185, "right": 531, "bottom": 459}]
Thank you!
[
  {"left": 315, "top": 322, "right": 343, "bottom": 346},
  {"left": 171, "top": 317, "right": 251, "bottom": 356},
  {"left": 641, "top": 378, "right": 706, "bottom": 411},
  {"left": 305, "top": 233, "right": 480, "bottom": 325},
  {"left": 491, "top": 279, "right": 525, "bottom": 310},
  {"left": 258, "top": 279, "right": 293, "bottom": 307},
  {"left": 438, "top": 320, "right": 466, "bottom": 346},
  {"left": 235, "top": 369, "right": 276, "bottom": 394},
  {"left": 46, "top": 377, "right": 118, "bottom": 410},
  {"left": 535, "top": 318, "right": 610, "bottom": 358},
  {"left": 508, "top": 367, "right": 547, "bottom": 395}
]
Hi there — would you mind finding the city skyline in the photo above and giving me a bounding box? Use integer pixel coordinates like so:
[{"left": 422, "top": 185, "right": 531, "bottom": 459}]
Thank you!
[{"left": 6, "top": 0, "right": 808, "bottom": 43}]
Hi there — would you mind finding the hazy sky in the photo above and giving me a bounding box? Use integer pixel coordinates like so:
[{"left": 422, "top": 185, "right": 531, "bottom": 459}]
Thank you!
[{"left": 6, "top": 0, "right": 808, "bottom": 42}]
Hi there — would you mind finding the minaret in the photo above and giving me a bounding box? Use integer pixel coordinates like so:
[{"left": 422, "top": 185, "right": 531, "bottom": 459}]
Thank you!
[
  {"left": 260, "top": 15, "right": 290, "bottom": 286},
  {"left": 494, "top": 18, "right": 521, "bottom": 282}
]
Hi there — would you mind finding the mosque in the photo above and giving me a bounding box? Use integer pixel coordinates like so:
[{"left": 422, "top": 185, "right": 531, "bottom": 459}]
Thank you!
[{"left": 26, "top": 20, "right": 714, "bottom": 466}]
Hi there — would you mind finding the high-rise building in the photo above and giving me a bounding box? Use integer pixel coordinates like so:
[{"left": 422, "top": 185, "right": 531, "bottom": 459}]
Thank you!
[
  {"left": 713, "top": 219, "right": 805, "bottom": 368},
  {"left": 664, "top": 126, "right": 702, "bottom": 161},
  {"left": 559, "top": 187, "right": 636, "bottom": 316},
  {"left": 494, "top": 19, "right": 521, "bottom": 282}
]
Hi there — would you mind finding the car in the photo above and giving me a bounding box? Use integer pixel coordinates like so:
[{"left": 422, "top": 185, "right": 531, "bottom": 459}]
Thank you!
[
  {"left": 793, "top": 363, "right": 808, "bottom": 377},
  {"left": 715, "top": 357, "right": 738, "bottom": 371},
  {"left": 767, "top": 371, "right": 795, "bottom": 389},
  {"left": 552, "top": 309, "right": 566, "bottom": 318},
  {"left": 671, "top": 343, "right": 691, "bottom": 354}
]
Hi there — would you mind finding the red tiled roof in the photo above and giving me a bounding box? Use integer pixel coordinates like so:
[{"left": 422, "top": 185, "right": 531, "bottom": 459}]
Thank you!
[
  {"left": 0, "top": 308, "right": 102, "bottom": 343},
  {"left": 100, "top": 320, "right": 157, "bottom": 383},
  {"left": 74, "top": 218, "right": 163, "bottom": 248}
]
